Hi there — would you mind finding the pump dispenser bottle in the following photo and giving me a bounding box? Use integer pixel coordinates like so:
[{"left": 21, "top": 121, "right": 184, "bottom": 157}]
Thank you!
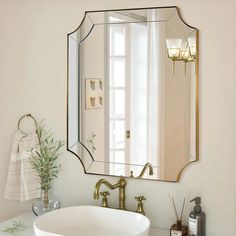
[{"left": 189, "top": 197, "right": 206, "bottom": 236}]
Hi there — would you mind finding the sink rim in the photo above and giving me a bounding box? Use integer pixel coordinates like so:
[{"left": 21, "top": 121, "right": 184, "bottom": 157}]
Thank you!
[{"left": 34, "top": 205, "right": 150, "bottom": 236}]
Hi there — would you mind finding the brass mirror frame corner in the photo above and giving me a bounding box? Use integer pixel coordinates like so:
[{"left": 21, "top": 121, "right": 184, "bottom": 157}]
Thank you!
[
  {"left": 66, "top": 6, "right": 199, "bottom": 183},
  {"left": 175, "top": 7, "right": 200, "bottom": 182}
]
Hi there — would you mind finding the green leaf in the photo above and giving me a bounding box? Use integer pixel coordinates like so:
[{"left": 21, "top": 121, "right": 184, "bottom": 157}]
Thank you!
[
  {"left": 1, "top": 221, "right": 27, "bottom": 233},
  {"left": 29, "top": 121, "right": 64, "bottom": 191}
]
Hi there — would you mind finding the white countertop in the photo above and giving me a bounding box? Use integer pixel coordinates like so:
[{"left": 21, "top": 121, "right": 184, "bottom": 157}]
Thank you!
[
  {"left": 0, "top": 212, "right": 36, "bottom": 236},
  {"left": 0, "top": 212, "right": 169, "bottom": 236}
]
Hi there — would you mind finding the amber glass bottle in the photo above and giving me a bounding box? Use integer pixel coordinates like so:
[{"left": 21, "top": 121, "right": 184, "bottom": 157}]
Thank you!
[{"left": 170, "top": 220, "right": 188, "bottom": 236}]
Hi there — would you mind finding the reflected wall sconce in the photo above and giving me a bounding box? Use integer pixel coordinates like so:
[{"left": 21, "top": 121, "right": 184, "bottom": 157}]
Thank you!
[
  {"left": 188, "top": 37, "right": 196, "bottom": 58},
  {"left": 166, "top": 37, "right": 196, "bottom": 75}
]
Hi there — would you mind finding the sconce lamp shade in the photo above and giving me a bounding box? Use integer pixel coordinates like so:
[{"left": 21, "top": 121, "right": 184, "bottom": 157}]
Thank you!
[
  {"left": 180, "top": 41, "right": 190, "bottom": 61},
  {"left": 181, "top": 48, "right": 191, "bottom": 61},
  {"left": 166, "top": 38, "right": 182, "bottom": 59},
  {"left": 188, "top": 37, "right": 196, "bottom": 57}
]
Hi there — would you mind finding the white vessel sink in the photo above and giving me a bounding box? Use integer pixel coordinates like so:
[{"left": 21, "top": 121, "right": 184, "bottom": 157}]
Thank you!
[{"left": 34, "top": 205, "right": 150, "bottom": 236}]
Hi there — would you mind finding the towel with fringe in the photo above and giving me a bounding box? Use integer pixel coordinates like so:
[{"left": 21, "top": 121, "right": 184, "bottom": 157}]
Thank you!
[{"left": 4, "top": 130, "right": 41, "bottom": 201}]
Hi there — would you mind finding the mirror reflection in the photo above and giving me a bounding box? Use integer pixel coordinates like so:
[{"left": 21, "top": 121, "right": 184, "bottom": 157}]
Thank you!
[{"left": 67, "top": 6, "right": 199, "bottom": 182}]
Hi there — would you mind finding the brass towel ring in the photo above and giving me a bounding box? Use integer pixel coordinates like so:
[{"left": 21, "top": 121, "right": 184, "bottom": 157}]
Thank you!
[{"left": 17, "top": 113, "right": 38, "bottom": 133}]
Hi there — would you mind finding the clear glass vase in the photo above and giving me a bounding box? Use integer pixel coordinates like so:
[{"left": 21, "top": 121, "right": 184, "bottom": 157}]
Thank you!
[{"left": 32, "top": 190, "right": 60, "bottom": 216}]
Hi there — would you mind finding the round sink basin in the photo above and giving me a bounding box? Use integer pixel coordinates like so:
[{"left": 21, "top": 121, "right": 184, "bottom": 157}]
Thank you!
[{"left": 34, "top": 205, "right": 150, "bottom": 236}]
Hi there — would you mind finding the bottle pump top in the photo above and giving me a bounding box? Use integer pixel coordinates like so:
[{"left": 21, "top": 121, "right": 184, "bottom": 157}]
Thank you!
[{"left": 190, "top": 197, "right": 202, "bottom": 213}]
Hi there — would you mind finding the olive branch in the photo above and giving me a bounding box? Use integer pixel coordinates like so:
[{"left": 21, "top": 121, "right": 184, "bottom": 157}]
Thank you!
[
  {"left": 1, "top": 221, "right": 27, "bottom": 233},
  {"left": 87, "top": 132, "right": 96, "bottom": 154},
  {"left": 30, "top": 121, "right": 64, "bottom": 191}
]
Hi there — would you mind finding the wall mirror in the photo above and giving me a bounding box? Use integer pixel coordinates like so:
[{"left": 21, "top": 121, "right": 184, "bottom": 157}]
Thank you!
[{"left": 67, "top": 6, "right": 199, "bottom": 182}]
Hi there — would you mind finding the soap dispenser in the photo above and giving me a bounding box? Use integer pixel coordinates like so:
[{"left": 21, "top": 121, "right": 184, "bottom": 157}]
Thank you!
[{"left": 189, "top": 197, "right": 206, "bottom": 236}]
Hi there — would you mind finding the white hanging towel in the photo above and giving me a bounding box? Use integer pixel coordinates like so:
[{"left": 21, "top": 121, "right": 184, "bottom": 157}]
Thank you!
[{"left": 4, "top": 130, "right": 41, "bottom": 201}]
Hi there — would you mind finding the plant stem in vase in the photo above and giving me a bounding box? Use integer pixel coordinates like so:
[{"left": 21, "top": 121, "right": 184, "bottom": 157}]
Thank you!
[
  {"left": 32, "top": 190, "right": 60, "bottom": 216},
  {"left": 30, "top": 121, "right": 64, "bottom": 216},
  {"left": 42, "top": 190, "right": 49, "bottom": 209}
]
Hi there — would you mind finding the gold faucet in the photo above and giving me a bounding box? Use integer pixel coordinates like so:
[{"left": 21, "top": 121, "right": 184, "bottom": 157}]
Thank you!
[
  {"left": 130, "top": 163, "right": 154, "bottom": 178},
  {"left": 93, "top": 177, "right": 127, "bottom": 210}
]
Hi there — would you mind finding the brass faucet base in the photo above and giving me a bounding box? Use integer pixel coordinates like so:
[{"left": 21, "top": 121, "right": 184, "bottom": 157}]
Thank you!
[
  {"left": 94, "top": 177, "right": 127, "bottom": 210},
  {"left": 93, "top": 177, "right": 146, "bottom": 215}
]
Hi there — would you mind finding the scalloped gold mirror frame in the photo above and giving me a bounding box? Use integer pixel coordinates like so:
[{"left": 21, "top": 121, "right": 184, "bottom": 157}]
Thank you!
[{"left": 67, "top": 6, "right": 199, "bottom": 182}]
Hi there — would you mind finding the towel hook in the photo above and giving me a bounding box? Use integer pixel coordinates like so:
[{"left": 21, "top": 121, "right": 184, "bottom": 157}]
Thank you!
[{"left": 17, "top": 113, "right": 38, "bottom": 133}]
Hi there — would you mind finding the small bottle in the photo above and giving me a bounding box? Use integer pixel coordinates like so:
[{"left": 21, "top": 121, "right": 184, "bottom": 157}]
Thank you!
[
  {"left": 170, "top": 220, "right": 188, "bottom": 236},
  {"left": 189, "top": 197, "right": 206, "bottom": 236}
]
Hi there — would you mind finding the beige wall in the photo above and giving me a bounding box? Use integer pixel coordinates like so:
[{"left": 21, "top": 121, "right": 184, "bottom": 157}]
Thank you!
[{"left": 0, "top": 1, "right": 236, "bottom": 236}]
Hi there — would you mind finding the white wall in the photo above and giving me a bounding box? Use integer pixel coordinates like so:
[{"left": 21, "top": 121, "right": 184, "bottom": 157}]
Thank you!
[{"left": 0, "top": 1, "right": 236, "bottom": 235}]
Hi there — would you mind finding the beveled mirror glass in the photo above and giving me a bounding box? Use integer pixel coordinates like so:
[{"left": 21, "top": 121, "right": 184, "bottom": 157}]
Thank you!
[{"left": 67, "top": 6, "right": 199, "bottom": 182}]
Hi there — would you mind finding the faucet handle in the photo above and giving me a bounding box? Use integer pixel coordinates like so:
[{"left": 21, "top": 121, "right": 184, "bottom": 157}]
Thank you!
[
  {"left": 135, "top": 196, "right": 146, "bottom": 202},
  {"left": 135, "top": 196, "right": 146, "bottom": 215},
  {"left": 100, "top": 191, "right": 110, "bottom": 197},
  {"left": 100, "top": 191, "right": 110, "bottom": 208}
]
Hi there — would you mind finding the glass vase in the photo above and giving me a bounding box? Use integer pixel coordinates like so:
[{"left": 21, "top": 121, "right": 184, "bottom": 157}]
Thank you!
[{"left": 32, "top": 190, "right": 60, "bottom": 216}]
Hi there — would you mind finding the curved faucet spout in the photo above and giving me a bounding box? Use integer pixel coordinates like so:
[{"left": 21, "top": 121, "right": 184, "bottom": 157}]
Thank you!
[
  {"left": 93, "top": 177, "right": 127, "bottom": 210},
  {"left": 130, "top": 163, "right": 154, "bottom": 178},
  {"left": 138, "top": 163, "right": 154, "bottom": 177},
  {"left": 93, "top": 179, "right": 120, "bottom": 199}
]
